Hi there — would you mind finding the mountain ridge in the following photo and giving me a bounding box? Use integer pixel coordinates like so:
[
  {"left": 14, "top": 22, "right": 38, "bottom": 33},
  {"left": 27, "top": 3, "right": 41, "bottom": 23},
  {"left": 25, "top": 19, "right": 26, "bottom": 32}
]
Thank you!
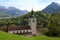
[
  {"left": 42, "top": 2, "right": 60, "bottom": 13},
  {"left": 0, "top": 6, "right": 28, "bottom": 18}
]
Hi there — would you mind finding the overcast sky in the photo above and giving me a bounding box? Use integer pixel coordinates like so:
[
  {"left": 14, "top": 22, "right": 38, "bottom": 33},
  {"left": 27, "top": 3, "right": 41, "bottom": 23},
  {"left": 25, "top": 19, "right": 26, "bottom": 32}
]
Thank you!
[{"left": 0, "top": 0, "right": 60, "bottom": 11}]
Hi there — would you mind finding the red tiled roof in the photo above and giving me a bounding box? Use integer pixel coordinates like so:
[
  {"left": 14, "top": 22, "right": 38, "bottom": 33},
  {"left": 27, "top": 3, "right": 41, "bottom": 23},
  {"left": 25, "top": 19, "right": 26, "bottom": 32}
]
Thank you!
[{"left": 8, "top": 26, "right": 31, "bottom": 31}]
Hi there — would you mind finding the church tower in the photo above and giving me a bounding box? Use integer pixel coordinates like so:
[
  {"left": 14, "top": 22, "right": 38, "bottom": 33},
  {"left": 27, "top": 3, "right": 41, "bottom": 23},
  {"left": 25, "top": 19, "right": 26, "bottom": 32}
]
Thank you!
[{"left": 29, "top": 9, "right": 37, "bottom": 35}]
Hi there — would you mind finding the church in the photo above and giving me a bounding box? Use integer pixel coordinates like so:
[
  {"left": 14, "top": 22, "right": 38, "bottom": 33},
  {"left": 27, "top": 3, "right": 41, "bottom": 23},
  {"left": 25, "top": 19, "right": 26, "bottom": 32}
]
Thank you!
[{"left": 0, "top": 10, "right": 37, "bottom": 36}]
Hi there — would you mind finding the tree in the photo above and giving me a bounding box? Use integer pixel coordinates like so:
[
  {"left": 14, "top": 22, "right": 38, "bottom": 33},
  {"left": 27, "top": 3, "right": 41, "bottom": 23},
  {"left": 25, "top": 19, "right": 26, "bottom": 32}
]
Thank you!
[{"left": 47, "top": 15, "right": 60, "bottom": 37}]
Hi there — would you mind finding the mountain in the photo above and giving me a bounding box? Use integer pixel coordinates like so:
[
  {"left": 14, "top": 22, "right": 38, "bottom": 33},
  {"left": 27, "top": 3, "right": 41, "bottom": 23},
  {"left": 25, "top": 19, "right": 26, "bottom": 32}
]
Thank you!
[
  {"left": 6, "top": 7, "right": 28, "bottom": 16},
  {"left": 42, "top": 2, "right": 60, "bottom": 13},
  {"left": 0, "top": 6, "right": 28, "bottom": 18}
]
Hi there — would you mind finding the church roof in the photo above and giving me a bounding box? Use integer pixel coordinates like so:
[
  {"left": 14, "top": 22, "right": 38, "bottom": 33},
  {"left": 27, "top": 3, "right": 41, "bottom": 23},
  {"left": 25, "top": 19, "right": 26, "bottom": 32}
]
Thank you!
[
  {"left": 0, "top": 26, "right": 31, "bottom": 31},
  {"left": 8, "top": 26, "right": 31, "bottom": 31}
]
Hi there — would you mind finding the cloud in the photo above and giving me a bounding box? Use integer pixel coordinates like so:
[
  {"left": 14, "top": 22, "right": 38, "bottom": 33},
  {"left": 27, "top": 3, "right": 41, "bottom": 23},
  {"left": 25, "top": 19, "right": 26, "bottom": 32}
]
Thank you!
[{"left": 0, "top": 0, "right": 60, "bottom": 11}]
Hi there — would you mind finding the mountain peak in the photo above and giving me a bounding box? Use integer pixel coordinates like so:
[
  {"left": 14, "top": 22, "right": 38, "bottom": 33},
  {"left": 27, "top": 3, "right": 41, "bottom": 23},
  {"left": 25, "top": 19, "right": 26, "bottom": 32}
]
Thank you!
[
  {"left": 51, "top": 2, "right": 60, "bottom": 6},
  {"left": 52, "top": 2, "right": 57, "bottom": 4},
  {"left": 0, "top": 6, "right": 28, "bottom": 18},
  {"left": 42, "top": 2, "right": 60, "bottom": 13}
]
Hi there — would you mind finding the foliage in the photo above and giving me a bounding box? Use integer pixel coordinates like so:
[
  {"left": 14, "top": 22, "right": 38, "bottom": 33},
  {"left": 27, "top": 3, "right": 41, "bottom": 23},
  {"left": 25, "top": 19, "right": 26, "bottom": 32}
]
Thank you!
[
  {"left": 46, "top": 12, "right": 60, "bottom": 37},
  {"left": 0, "top": 11, "right": 60, "bottom": 37}
]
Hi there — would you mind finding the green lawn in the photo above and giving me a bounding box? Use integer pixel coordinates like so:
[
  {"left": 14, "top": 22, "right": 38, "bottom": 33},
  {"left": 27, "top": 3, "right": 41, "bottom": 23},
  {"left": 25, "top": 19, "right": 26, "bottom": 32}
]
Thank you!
[{"left": 0, "top": 31, "right": 60, "bottom": 40}]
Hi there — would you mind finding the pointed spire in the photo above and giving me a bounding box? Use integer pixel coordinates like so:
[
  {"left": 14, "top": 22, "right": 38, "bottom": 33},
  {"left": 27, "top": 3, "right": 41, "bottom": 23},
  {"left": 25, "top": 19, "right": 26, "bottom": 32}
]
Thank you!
[
  {"left": 29, "top": 9, "right": 35, "bottom": 18},
  {"left": 31, "top": 9, "right": 34, "bottom": 15}
]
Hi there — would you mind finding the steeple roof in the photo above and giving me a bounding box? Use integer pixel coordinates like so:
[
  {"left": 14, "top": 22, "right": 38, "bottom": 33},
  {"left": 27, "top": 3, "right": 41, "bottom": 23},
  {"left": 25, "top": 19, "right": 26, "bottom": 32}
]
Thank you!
[
  {"left": 29, "top": 9, "right": 35, "bottom": 18},
  {"left": 31, "top": 9, "right": 34, "bottom": 15}
]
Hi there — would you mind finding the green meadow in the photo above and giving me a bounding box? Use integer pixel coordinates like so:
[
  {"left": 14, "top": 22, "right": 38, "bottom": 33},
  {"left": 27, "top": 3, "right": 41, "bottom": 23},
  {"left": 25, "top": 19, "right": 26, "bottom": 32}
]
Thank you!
[{"left": 0, "top": 31, "right": 60, "bottom": 40}]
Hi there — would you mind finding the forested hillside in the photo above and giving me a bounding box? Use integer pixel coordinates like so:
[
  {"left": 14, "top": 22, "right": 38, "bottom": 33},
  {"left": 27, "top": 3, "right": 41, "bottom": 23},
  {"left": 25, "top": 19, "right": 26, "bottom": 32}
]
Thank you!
[{"left": 0, "top": 11, "right": 60, "bottom": 37}]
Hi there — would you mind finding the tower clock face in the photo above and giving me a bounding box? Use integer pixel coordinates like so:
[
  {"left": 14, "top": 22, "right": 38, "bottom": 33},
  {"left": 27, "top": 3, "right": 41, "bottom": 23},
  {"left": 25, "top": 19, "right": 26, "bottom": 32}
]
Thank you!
[{"left": 32, "top": 19, "right": 35, "bottom": 22}]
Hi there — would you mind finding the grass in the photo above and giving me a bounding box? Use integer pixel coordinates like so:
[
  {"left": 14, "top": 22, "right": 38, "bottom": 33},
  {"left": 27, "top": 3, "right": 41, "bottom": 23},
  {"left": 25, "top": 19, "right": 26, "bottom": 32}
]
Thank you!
[{"left": 0, "top": 31, "right": 60, "bottom": 40}]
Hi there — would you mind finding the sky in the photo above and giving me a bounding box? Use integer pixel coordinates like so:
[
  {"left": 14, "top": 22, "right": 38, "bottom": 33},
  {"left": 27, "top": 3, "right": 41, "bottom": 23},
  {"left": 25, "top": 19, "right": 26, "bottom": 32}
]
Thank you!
[{"left": 0, "top": 0, "right": 60, "bottom": 11}]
